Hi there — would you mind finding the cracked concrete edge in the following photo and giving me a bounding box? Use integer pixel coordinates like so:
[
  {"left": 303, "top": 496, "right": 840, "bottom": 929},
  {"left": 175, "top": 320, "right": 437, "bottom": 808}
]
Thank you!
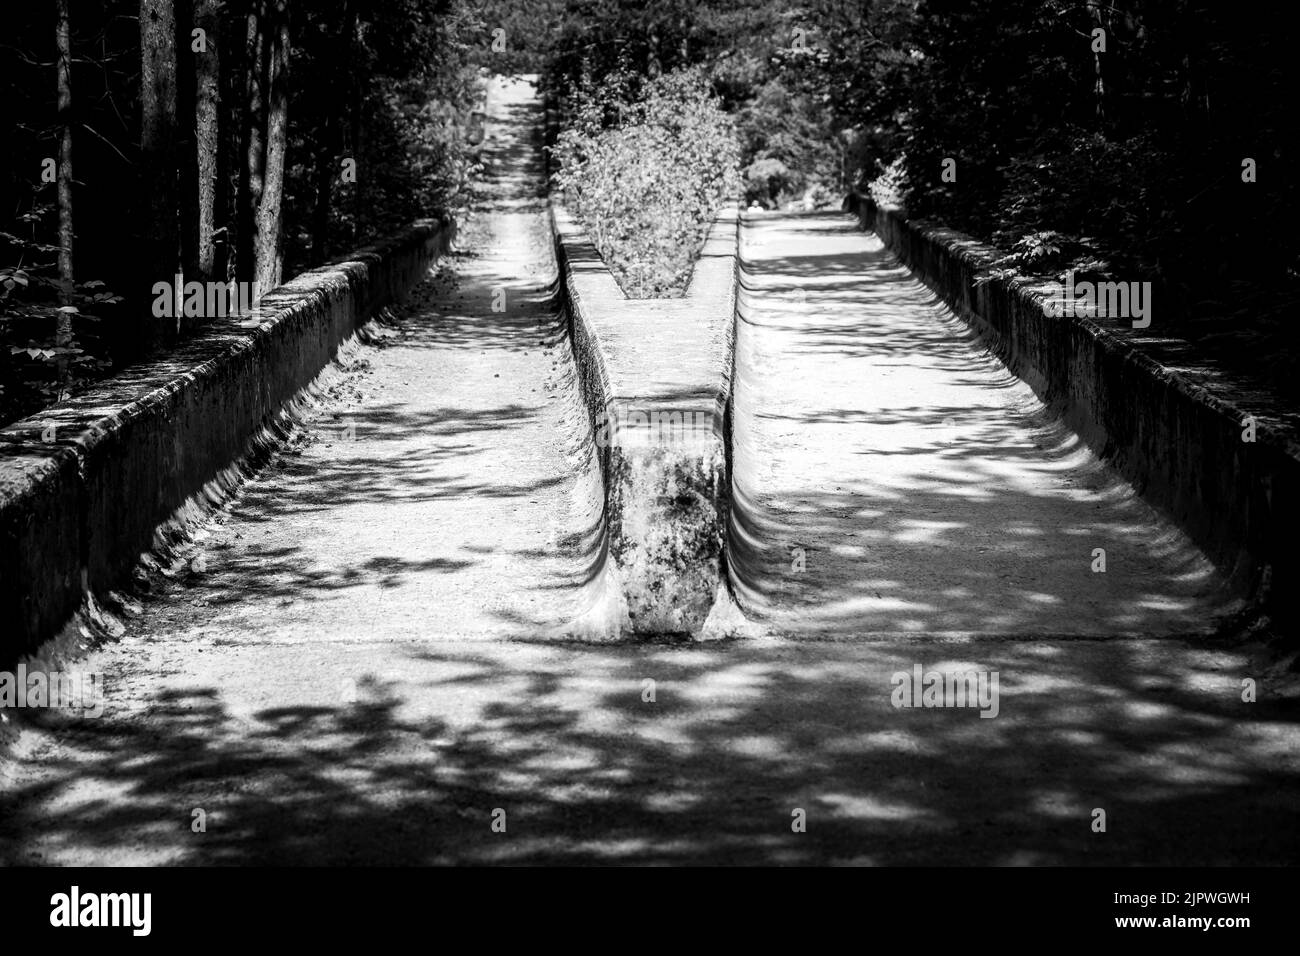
[
  {"left": 549, "top": 200, "right": 750, "bottom": 639},
  {"left": 845, "top": 192, "right": 1299, "bottom": 629},
  {"left": 0, "top": 217, "right": 457, "bottom": 666}
]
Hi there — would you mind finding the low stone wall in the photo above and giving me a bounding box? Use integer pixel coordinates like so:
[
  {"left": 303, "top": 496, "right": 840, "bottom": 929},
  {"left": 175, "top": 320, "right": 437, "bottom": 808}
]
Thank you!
[
  {"left": 551, "top": 202, "right": 740, "bottom": 637},
  {"left": 846, "top": 192, "right": 1300, "bottom": 626},
  {"left": 0, "top": 217, "right": 455, "bottom": 663}
]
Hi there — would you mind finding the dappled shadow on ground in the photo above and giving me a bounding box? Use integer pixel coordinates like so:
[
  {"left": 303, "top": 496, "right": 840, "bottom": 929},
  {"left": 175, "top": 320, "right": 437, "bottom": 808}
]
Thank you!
[
  {"left": 0, "top": 636, "right": 1295, "bottom": 865},
  {"left": 138, "top": 269, "right": 607, "bottom": 630},
  {"left": 466, "top": 81, "right": 549, "bottom": 214},
  {"left": 2, "top": 110, "right": 1295, "bottom": 868},
  {"left": 729, "top": 212, "right": 1236, "bottom": 637},
  {"left": 106, "top": 72, "right": 608, "bottom": 640}
]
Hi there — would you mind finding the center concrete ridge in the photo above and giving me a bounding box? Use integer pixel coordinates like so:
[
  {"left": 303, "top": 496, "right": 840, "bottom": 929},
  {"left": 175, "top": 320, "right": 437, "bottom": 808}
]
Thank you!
[{"left": 553, "top": 198, "right": 738, "bottom": 636}]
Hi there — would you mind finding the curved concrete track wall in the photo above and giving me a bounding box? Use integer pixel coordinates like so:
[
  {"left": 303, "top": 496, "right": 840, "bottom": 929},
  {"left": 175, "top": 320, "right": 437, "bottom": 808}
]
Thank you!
[
  {"left": 551, "top": 201, "right": 740, "bottom": 637},
  {"left": 729, "top": 209, "right": 1235, "bottom": 638},
  {"left": 0, "top": 219, "right": 453, "bottom": 663},
  {"left": 847, "top": 193, "right": 1300, "bottom": 630}
]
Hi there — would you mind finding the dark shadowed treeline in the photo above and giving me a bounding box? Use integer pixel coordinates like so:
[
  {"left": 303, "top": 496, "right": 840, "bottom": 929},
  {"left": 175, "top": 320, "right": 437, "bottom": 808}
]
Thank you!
[
  {"left": 4, "top": 0, "right": 1296, "bottom": 426},
  {"left": 860, "top": 0, "right": 1298, "bottom": 377},
  {"left": 1, "top": 0, "right": 481, "bottom": 424},
  {"left": 542, "top": 0, "right": 1299, "bottom": 390}
]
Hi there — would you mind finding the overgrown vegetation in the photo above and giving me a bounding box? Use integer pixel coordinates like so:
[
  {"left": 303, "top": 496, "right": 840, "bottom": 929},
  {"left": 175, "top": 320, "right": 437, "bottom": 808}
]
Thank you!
[
  {"left": 834, "top": 0, "right": 1300, "bottom": 392},
  {"left": 551, "top": 67, "right": 739, "bottom": 297},
  {"left": 1, "top": 0, "right": 482, "bottom": 427},
  {"left": 544, "top": 1, "right": 854, "bottom": 212},
  {"left": 4, "top": 0, "right": 1296, "bottom": 418},
  {"left": 542, "top": 0, "right": 1298, "bottom": 392}
]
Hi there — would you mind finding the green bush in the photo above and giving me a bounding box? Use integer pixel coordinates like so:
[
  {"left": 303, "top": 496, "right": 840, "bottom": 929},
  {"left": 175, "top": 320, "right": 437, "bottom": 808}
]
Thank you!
[{"left": 552, "top": 67, "right": 739, "bottom": 298}]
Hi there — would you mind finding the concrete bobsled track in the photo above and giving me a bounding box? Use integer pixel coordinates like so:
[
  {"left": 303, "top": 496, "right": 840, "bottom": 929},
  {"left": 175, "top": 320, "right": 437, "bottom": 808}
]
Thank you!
[
  {"left": 728, "top": 210, "right": 1236, "bottom": 639},
  {"left": 1, "top": 77, "right": 1297, "bottom": 867}
]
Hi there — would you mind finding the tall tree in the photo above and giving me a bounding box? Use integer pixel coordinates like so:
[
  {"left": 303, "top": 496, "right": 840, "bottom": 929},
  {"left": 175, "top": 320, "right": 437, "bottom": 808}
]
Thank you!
[
  {"left": 55, "top": 0, "right": 75, "bottom": 394},
  {"left": 238, "top": 0, "right": 290, "bottom": 299},
  {"left": 141, "top": 0, "right": 182, "bottom": 341},
  {"left": 192, "top": 0, "right": 222, "bottom": 280},
  {"left": 347, "top": 0, "right": 364, "bottom": 246},
  {"left": 1090, "top": 0, "right": 1106, "bottom": 126}
]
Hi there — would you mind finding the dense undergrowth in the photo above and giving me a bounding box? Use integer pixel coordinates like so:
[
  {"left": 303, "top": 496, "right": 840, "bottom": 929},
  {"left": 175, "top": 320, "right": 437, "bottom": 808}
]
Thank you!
[{"left": 550, "top": 67, "right": 739, "bottom": 298}]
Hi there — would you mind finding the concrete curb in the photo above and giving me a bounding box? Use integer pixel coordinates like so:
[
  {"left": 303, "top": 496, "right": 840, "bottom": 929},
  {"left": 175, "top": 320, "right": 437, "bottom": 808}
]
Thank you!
[
  {"left": 845, "top": 192, "right": 1299, "bottom": 626},
  {"left": 726, "top": 209, "right": 774, "bottom": 625},
  {"left": 549, "top": 201, "right": 743, "bottom": 638},
  {"left": 0, "top": 216, "right": 455, "bottom": 663}
]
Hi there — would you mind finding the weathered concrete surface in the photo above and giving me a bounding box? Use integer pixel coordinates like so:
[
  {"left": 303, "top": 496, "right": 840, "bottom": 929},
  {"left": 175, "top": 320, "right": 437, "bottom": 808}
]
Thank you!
[
  {"left": 55, "top": 75, "right": 605, "bottom": 647},
  {"left": 846, "top": 193, "right": 1300, "bottom": 630},
  {"left": 0, "top": 206, "right": 453, "bottom": 663},
  {"left": 0, "top": 82, "right": 1296, "bottom": 868},
  {"left": 2, "top": 635, "right": 1297, "bottom": 864},
  {"left": 731, "top": 211, "right": 1238, "bottom": 638},
  {"left": 553, "top": 201, "right": 738, "bottom": 637},
  {"left": 0, "top": 445, "right": 81, "bottom": 653}
]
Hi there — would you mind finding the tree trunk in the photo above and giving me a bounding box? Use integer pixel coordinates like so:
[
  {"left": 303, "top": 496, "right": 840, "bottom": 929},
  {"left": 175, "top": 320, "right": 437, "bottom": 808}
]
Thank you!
[
  {"left": 140, "top": 0, "right": 181, "bottom": 342},
  {"left": 239, "top": 0, "right": 289, "bottom": 300},
  {"left": 235, "top": 1, "right": 262, "bottom": 288},
  {"left": 253, "top": 0, "right": 289, "bottom": 297},
  {"left": 194, "top": 0, "right": 221, "bottom": 280},
  {"left": 1091, "top": 2, "right": 1106, "bottom": 128},
  {"left": 55, "top": 0, "right": 75, "bottom": 395},
  {"left": 177, "top": 0, "right": 197, "bottom": 286},
  {"left": 347, "top": 0, "right": 363, "bottom": 245},
  {"left": 216, "top": 0, "right": 246, "bottom": 285},
  {"left": 178, "top": 0, "right": 222, "bottom": 289}
]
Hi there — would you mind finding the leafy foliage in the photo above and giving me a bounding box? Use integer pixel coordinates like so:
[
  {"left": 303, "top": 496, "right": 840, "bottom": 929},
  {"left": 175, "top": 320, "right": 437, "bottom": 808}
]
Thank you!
[
  {"left": 284, "top": 0, "right": 482, "bottom": 270},
  {"left": 0, "top": 0, "right": 483, "bottom": 426},
  {"left": 552, "top": 67, "right": 739, "bottom": 297},
  {"left": 844, "top": 0, "right": 1300, "bottom": 392}
]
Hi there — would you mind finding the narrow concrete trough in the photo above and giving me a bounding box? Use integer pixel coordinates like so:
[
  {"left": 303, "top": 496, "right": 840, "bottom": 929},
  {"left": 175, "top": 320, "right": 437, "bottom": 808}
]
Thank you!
[
  {"left": 0, "top": 217, "right": 455, "bottom": 663},
  {"left": 846, "top": 192, "right": 1300, "bottom": 628},
  {"left": 551, "top": 202, "right": 739, "bottom": 637}
]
